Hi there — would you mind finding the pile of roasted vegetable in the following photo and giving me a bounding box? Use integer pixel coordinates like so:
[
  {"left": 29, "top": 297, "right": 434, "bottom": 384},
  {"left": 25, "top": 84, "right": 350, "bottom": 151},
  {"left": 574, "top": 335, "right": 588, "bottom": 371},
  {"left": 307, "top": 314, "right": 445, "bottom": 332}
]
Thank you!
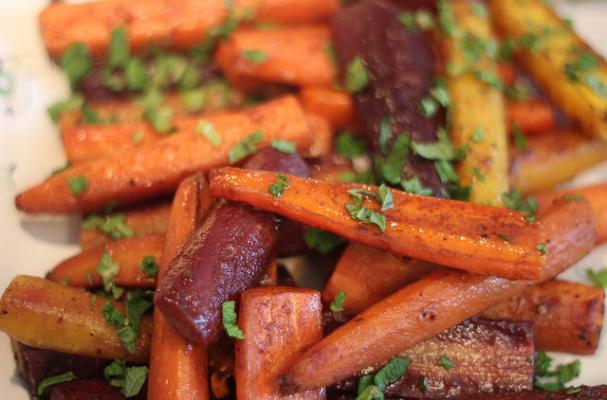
[{"left": 3, "top": 0, "right": 607, "bottom": 398}]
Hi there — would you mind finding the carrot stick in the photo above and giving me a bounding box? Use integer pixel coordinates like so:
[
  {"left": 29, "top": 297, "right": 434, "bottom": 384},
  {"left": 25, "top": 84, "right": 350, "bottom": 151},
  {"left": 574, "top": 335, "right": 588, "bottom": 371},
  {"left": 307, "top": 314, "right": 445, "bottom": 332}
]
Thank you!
[
  {"left": 305, "top": 113, "right": 333, "bottom": 158},
  {"left": 509, "top": 130, "right": 607, "bottom": 195},
  {"left": 506, "top": 99, "right": 556, "bottom": 135},
  {"left": 235, "top": 287, "right": 324, "bottom": 399},
  {"left": 148, "top": 173, "right": 213, "bottom": 400},
  {"left": 0, "top": 276, "right": 150, "bottom": 363},
  {"left": 39, "top": 0, "right": 339, "bottom": 58},
  {"left": 209, "top": 168, "right": 546, "bottom": 280},
  {"left": 16, "top": 96, "right": 312, "bottom": 214},
  {"left": 80, "top": 201, "right": 172, "bottom": 250},
  {"left": 299, "top": 87, "right": 354, "bottom": 130},
  {"left": 215, "top": 26, "right": 336, "bottom": 88},
  {"left": 481, "top": 279, "right": 605, "bottom": 355},
  {"left": 48, "top": 235, "right": 163, "bottom": 288},
  {"left": 322, "top": 243, "right": 436, "bottom": 315},
  {"left": 280, "top": 197, "right": 595, "bottom": 392}
]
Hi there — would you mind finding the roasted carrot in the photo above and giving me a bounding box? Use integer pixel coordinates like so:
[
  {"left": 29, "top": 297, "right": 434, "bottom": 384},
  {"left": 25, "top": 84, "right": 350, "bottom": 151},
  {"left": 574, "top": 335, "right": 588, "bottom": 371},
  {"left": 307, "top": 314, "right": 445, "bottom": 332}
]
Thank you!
[
  {"left": 481, "top": 279, "right": 605, "bottom": 355},
  {"left": 0, "top": 276, "right": 151, "bottom": 363},
  {"left": 308, "top": 155, "right": 355, "bottom": 183},
  {"left": 506, "top": 99, "right": 556, "bottom": 135},
  {"left": 280, "top": 198, "right": 595, "bottom": 391},
  {"left": 148, "top": 173, "right": 213, "bottom": 400},
  {"left": 215, "top": 26, "right": 336, "bottom": 88},
  {"left": 299, "top": 87, "right": 354, "bottom": 130},
  {"left": 48, "top": 235, "right": 163, "bottom": 288},
  {"left": 305, "top": 113, "right": 333, "bottom": 158},
  {"left": 510, "top": 130, "right": 607, "bottom": 195},
  {"left": 498, "top": 62, "right": 517, "bottom": 86},
  {"left": 322, "top": 243, "right": 436, "bottom": 315},
  {"left": 16, "top": 96, "right": 312, "bottom": 214},
  {"left": 40, "top": 0, "right": 339, "bottom": 58},
  {"left": 80, "top": 201, "right": 171, "bottom": 250},
  {"left": 210, "top": 168, "right": 546, "bottom": 279},
  {"left": 235, "top": 287, "right": 325, "bottom": 399}
]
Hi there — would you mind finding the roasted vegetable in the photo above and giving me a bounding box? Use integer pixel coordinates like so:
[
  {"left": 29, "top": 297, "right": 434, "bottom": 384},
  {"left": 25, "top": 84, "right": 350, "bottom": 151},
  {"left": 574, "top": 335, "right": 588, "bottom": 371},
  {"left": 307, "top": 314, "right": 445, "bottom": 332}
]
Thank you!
[
  {"left": 448, "top": 385, "right": 607, "bottom": 400},
  {"left": 300, "top": 87, "right": 355, "bottom": 130},
  {"left": 506, "top": 99, "right": 556, "bottom": 135},
  {"left": 49, "top": 379, "right": 125, "bottom": 400}
]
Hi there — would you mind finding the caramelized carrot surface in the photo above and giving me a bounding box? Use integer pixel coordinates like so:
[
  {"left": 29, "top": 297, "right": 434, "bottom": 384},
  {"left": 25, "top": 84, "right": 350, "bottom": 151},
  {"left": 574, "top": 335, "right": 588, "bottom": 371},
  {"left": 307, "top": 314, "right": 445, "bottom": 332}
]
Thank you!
[
  {"left": 235, "top": 287, "right": 325, "bottom": 399},
  {"left": 215, "top": 26, "right": 336, "bottom": 88},
  {"left": 48, "top": 235, "right": 163, "bottom": 288},
  {"left": 16, "top": 96, "right": 312, "bottom": 214},
  {"left": 299, "top": 87, "right": 355, "bottom": 130},
  {"left": 281, "top": 198, "right": 595, "bottom": 391},
  {"left": 210, "top": 168, "right": 546, "bottom": 279},
  {"left": 148, "top": 173, "right": 212, "bottom": 400},
  {"left": 506, "top": 99, "right": 556, "bottom": 135}
]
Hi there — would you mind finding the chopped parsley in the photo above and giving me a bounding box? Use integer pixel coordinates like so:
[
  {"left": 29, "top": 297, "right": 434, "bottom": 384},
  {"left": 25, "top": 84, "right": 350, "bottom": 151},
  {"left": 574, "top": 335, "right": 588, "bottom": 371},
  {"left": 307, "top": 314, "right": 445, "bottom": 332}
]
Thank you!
[
  {"left": 534, "top": 351, "right": 581, "bottom": 392},
  {"left": 97, "top": 250, "right": 124, "bottom": 299},
  {"left": 512, "top": 123, "right": 528, "bottom": 151},
  {"left": 222, "top": 300, "right": 245, "bottom": 340},
  {"left": 330, "top": 290, "right": 347, "bottom": 312},
  {"left": 143, "top": 106, "right": 174, "bottom": 134},
  {"left": 438, "top": 355, "right": 453, "bottom": 370},
  {"left": 564, "top": 193, "right": 584, "bottom": 202},
  {"left": 502, "top": 189, "right": 538, "bottom": 223},
  {"left": 378, "top": 184, "right": 394, "bottom": 211},
  {"left": 228, "top": 130, "right": 264, "bottom": 163},
  {"left": 378, "top": 116, "right": 394, "bottom": 154},
  {"left": 419, "top": 376, "right": 429, "bottom": 391},
  {"left": 563, "top": 50, "right": 607, "bottom": 98},
  {"left": 67, "top": 175, "right": 89, "bottom": 196},
  {"left": 412, "top": 129, "right": 456, "bottom": 161},
  {"left": 60, "top": 43, "right": 92, "bottom": 86},
  {"left": 125, "top": 57, "right": 147, "bottom": 91},
  {"left": 304, "top": 228, "right": 345, "bottom": 254},
  {"left": 586, "top": 268, "right": 607, "bottom": 289},
  {"left": 82, "top": 213, "right": 134, "bottom": 240},
  {"left": 357, "top": 356, "right": 411, "bottom": 399},
  {"left": 241, "top": 49, "right": 268, "bottom": 64},
  {"left": 419, "top": 96, "right": 439, "bottom": 118},
  {"left": 379, "top": 134, "right": 410, "bottom": 185},
  {"left": 104, "top": 360, "right": 149, "bottom": 398},
  {"left": 471, "top": 166, "right": 485, "bottom": 182},
  {"left": 335, "top": 132, "right": 367, "bottom": 159},
  {"left": 47, "top": 95, "right": 84, "bottom": 122},
  {"left": 37, "top": 372, "right": 76, "bottom": 395},
  {"left": 345, "top": 188, "right": 388, "bottom": 232},
  {"left": 140, "top": 255, "right": 159, "bottom": 278},
  {"left": 345, "top": 56, "right": 369, "bottom": 93},
  {"left": 107, "top": 26, "right": 130, "bottom": 69},
  {"left": 402, "top": 176, "right": 433, "bottom": 196},
  {"left": 435, "top": 159, "right": 459, "bottom": 183},
  {"left": 196, "top": 120, "right": 222, "bottom": 147},
  {"left": 268, "top": 173, "right": 289, "bottom": 198},
  {"left": 180, "top": 88, "right": 207, "bottom": 113},
  {"left": 102, "top": 290, "right": 153, "bottom": 353},
  {"left": 536, "top": 243, "right": 549, "bottom": 256},
  {"left": 271, "top": 139, "right": 296, "bottom": 154},
  {"left": 470, "top": 127, "right": 484, "bottom": 143}
]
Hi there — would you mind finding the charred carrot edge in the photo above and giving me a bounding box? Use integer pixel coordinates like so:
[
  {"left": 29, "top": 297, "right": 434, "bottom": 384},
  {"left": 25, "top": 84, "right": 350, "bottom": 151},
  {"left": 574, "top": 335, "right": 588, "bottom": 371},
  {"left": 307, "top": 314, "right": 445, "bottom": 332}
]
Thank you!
[
  {"left": 39, "top": 0, "right": 340, "bottom": 58},
  {"left": 0, "top": 276, "right": 150, "bottom": 363},
  {"left": 481, "top": 279, "right": 605, "bottom": 355},
  {"left": 299, "top": 87, "right": 355, "bottom": 130},
  {"left": 215, "top": 26, "right": 337, "bottom": 88},
  {"left": 210, "top": 168, "right": 546, "bottom": 280},
  {"left": 280, "top": 197, "right": 595, "bottom": 391},
  {"left": 506, "top": 99, "right": 556, "bottom": 135},
  {"left": 16, "top": 96, "right": 313, "bottom": 214},
  {"left": 48, "top": 235, "right": 163, "bottom": 288},
  {"left": 235, "top": 287, "right": 325, "bottom": 399},
  {"left": 148, "top": 173, "right": 213, "bottom": 400},
  {"left": 510, "top": 130, "right": 607, "bottom": 195},
  {"left": 80, "top": 201, "right": 172, "bottom": 250},
  {"left": 322, "top": 243, "right": 436, "bottom": 315}
]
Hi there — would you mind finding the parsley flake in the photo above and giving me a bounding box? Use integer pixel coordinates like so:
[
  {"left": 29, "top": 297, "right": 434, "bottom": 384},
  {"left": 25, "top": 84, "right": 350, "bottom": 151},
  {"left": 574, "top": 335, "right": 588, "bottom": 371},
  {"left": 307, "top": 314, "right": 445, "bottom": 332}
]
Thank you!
[
  {"left": 228, "top": 130, "right": 264, "bottom": 163},
  {"left": 140, "top": 255, "right": 159, "bottom": 277},
  {"left": 345, "top": 56, "right": 369, "bottom": 93},
  {"left": 330, "top": 290, "right": 347, "bottom": 312},
  {"left": 196, "top": 120, "right": 222, "bottom": 147},
  {"left": 222, "top": 300, "right": 245, "bottom": 339},
  {"left": 37, "top": 372, "right": 76, "bottom": 395},
  {"left": 268, "top": 173, "right": 289, "bottom": 198},
  {"left": 241, "top": 49, "right": 268, "bottom": 64},
  {"left": 61, "top": 43, "right": 92, "bottom": 86},
  {"left": 104, "top": 360, "right": 149, "bottom": 398},
  {"left": 438, "top": 355, "right": 453, "bottom": 370},
  {"left": 271, "top": 139, "right": 296, "bottom": 154},
  {"left": 335, "top": 133, "right": 367, "bottom": 159},
  {"left": 82, "top": 213, "right": 134, "bottom": 240},
  {"left": 67, "top": 175, "right": 89, "bottom": 196},
  {"left": 512, "top": 123, "right": 528, "bottom": 150},
  {"left": 304, "top": 228, "right": 345, "bottom": 254},
  {"left": 536, "top": 243, "right": 549, "bottom": 256},
  {"left": 586, "top": 268, "right": 607, "bottom": 289}
]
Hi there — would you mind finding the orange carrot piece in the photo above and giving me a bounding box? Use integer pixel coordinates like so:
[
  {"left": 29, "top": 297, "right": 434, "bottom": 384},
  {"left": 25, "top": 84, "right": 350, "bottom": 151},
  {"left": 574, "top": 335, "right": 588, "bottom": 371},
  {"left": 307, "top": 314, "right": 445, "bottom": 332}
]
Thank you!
[
  {"left": 16, "top": 96, "right": 312, "bottom": 214},
  {"left": 509, "top": 129, "right": 607, "bottom": 195},
  {"left": 281, "top": 197, "right": 595, "bottom": 391},
  {"left": 49, "top": 235, "right": 163, "bottom": 288},
  {"left": 506, "top": 99, "right": 556, "bottom": 135},
  {"left": 305, "top": 113, "right": 333, "bottom": 158},
  {"left": 308, "top": 155, "right": 354, "bottom": 183},
  {"left": 322, "top": 243, "right": 436, "bottom": 315},
  {"left": 235, "top": 287, "right": 325, "bottom": 399},
  {"left": 299, "top": 87, "right": 354, "bottom": 130},
  {"left": 210, "top": 168, "right": 546, "bottom": 279},
  {"left": 148, "top": 173, "right": 213, "bottom": 400},
  {"left": 40, "top": 0, "right": 339, "bottom": 58},
  {"left": 80, "top": 201, "right": 172, "bottom": 250},
  {"left": 481, "top": 279, "right": 605, "bottom": 355},
  {"left": 215, "top": 26, "right": 336, "bottom": 87},
  {"left": 498, "top": 62, "right": 517, "bottom": 86}
]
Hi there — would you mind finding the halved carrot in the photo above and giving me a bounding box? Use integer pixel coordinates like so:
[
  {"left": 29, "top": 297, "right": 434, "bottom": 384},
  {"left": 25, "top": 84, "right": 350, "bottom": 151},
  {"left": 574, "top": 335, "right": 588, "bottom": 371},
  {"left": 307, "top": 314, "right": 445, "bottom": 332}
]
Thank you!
[
  {"left": 299, "top": 87, "right": 354, "bottom": 130},
  {"left": 280, "top": 197, "right": 595, "bottom": 391},
  {"left": 481, "top": 279, "right": 605, "bottom": 355},
  {"left": 0, "top": 276, "right": 151, "bottom": 363},
  {"left": 40, "top": 0, "right": 340, "bottom": 58},
  {"left": 48, "top": 235, "right": 163, "bottom": 288},
  {"left": 235, "top": 287, "right": 324, "bottom": 399},
  {"left": 322, "top": 243, "right": 436, "bottom": 315},
  {"left": 16, "top": 96, "right": 312, "bottom": 214},
  {"left": 506, "top": 99, "right": 556, "bottom": 135},
  {"left": 209, "top": 168, "right": 546, "bottom": 279},
  {"left": 148, "top": 173, "right": 213, "bottom": 400},
  {"left": 215, "top": 26, "right": 336, "bottom": 88},
  {"left": 80, "top": 201, "right": 172, "bottom": 250}
]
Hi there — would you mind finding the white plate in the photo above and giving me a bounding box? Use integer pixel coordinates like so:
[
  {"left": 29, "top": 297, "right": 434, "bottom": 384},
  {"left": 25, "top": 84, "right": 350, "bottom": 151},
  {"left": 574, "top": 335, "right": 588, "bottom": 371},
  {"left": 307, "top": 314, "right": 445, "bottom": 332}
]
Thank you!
[{"left": 0, "top": 0, "right": 606, "bottom": 397}]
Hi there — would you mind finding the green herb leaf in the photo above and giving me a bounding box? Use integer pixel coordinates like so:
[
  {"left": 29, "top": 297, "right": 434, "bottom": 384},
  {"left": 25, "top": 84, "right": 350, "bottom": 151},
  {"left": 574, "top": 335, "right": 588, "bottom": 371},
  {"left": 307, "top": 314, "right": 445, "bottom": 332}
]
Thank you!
[
  {"left": 357, "top": 375, "right": 374, "bottom": 395},
  {"left": 330, "top": 290, "right": 347, "bottom": 312},
  {"left": 512, "top": 123, "right": 528, "bottom": 150},
  {"left": 564, "top": 193, "right": 584, "bottom": 202},
  {"left": 97, "top": 250, "right": 122, "bottom": 298},
  {"left": 373, "top": 357, "right": 411, "bottom": 389},
  {"left": 82, "top": 213, "right": 134, "bottom": 240},
  {"left": 586, "top": 268, "right": 607, "bottom": 289},
  {"left": 304, "top": 228, "right": 344, "bottom": 254},
  {"left": 535, "top": 350, "right": 552, "bottom": 376},
  {"left": 415, "top": 10, "right": 435, "bottom": 30},
  {"left": 271, "top": 139, "right": 296, "bottom": 154},
  {"left": 379, "top": 134, "right": 410, "bottom": 185},
  {"left": 67, "top": 175, "right": 89, "bottom": 196},
  {"left": 536, "top": 243, "right": 549, "bottom": 255},
  {"left": 502, "top": 189, "right": 538, "bottom": 222},
  {"left": 47, "top": 95, "right": 84, "bottom": 122},
  {"left": 140, "top": 255, "right": 159, "bottom": 277},
  {"left": 534, "top": 353, "right": 581, "bottom": 392},
  {"left": 378, "top": 184, "right": 394, "bottom": 211},
  {"left": 356, "top": 385, "right": 384, "bottom": 400},
  {"left": 345, "top": 202, "right": 386, "bottom": 232},
  {"left": 37, "top": 372, "right": 76, "bottom": 395},
  {"left": 61, "top": 43, "right": 92, "bottom": 86},
  {"left": 335, "top": 133, "right": 367, "bottom": 159},
  {"left": 345, "top": 56, "right": 369, "bottom": 93},
  {"left": 102, "top": 301, "right": 126, "bottom": 328},
  {"left": 268, "top": 173, "right": 289, "bottom": 198},
  {"left": 108, "top": 26, "right": 130, "bottom": 69},
  {"left": 419, "top": 97, "right": 438, "bottom": 118},
  {"left": 125, "top": 290, "right": 153, "bottom": 333},
  {"left": 379, "top": 116, "right": 394, "bottom": 154},
  {"left": 222, "top": 300, "right": 245, "bottom": 339},
  {"left": 435, "top": 159, "right": 459, "bottom": 183},
  {"left": 401, "top": 176, "right": 433, "bottom": 196},
  {"left": 471, "top": 166, "right": 485, "bottom": 182},
  {"left": 143, "top": 106, "right": 174, "bottom": 134},
  {"left": 470, "top": 126, "right": 484, "bottom": 143},
  {"left": 398, "top": 12, "right": 416, "bottom": 31},
  {"left": 419, "top": 376, "right": 429, "bottom": 391},
  {"left": 241, "top": 49, "right": 268, "bottom": 64},
  {"left": 438, "top": 355, "right": 453, "bottom": 370},
  {"left": 196, "top": 120, "right": 222, "bottom": 147},
  {"left": 125, "top": 57, "right": 146, "bottom": 91},
  {"left": 180, "top": 88, "right": 207, "bottom": 113},
  {"left": 228, "top": 130, "right": 264, "bottom": 163},
  {"left": 104, "top": 360, "right": 149, "bottom": 398},
  {"left": 412, "top": 129, "right": 455, "bottom": 161}
]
